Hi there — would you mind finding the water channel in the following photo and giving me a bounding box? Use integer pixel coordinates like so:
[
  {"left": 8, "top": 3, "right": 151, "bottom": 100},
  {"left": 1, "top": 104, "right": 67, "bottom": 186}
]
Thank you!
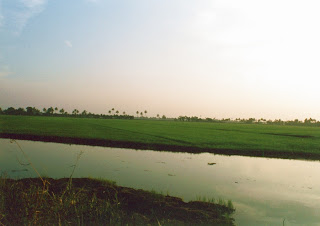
[{"left": 1, "top": 138, "right": 319, "bottom": 225}]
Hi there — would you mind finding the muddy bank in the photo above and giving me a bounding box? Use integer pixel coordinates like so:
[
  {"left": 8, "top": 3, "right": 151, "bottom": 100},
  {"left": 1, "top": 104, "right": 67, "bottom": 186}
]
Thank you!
[
  {"left": 1, "top": 133, "right": 319, "bottom": 160},
  {"left": 0, "top": 177, "right": 235, "bottom": 225}
]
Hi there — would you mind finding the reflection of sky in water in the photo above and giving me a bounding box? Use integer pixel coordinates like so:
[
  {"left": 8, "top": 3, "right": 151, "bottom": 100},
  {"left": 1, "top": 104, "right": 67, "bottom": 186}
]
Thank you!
[{"left": 1, "top": 138, "right": 320, "bottom": 225}]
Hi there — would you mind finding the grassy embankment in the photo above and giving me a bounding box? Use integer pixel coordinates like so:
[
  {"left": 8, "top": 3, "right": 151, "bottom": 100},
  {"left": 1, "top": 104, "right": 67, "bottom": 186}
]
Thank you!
[
  {"left": 1, "top": 115, "right": 320, "bottom": 159},
  {"left": 0, "top": 177, "right": 235, "bottom": 225}
]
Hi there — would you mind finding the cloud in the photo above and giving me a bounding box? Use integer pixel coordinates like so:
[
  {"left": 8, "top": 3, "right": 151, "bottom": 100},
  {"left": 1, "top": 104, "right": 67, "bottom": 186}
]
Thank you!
[
  {"left": 1, "top": 0, "right": 48, "bottom": 35},
  {"left": 64, "top": 40, "right": 72, "bottom": 48}
]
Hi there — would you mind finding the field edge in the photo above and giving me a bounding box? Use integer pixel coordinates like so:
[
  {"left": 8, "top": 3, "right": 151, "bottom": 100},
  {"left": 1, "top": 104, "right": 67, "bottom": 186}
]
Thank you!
[{"left": 1, "top": 132, "right": 319, "bottom": 160}]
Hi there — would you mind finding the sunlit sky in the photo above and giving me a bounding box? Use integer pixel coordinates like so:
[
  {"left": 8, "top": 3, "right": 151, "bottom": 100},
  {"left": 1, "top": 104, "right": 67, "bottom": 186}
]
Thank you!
[{"left": 1, "top": 0, "right": 320, "bottom": 120}]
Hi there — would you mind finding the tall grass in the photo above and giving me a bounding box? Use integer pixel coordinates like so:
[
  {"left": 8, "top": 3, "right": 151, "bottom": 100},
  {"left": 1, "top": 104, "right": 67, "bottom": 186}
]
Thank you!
[
  {"left": 195, "top": 195, "right": 235, "bottom": 210},
  {"left": 0, "top": 178, "right": 127, "bottom": 225}
]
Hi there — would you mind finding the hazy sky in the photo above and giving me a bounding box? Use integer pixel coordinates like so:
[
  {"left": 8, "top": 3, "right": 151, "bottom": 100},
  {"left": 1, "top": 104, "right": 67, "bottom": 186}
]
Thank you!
[{"left": 1, "top": 0, "right": 320, "bottom": 120}]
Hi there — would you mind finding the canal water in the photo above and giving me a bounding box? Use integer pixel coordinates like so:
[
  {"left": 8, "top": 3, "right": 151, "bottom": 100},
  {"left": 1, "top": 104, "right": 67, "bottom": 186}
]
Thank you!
[{"left": 1, "top": 138, "right": 319, "bottom": 225}]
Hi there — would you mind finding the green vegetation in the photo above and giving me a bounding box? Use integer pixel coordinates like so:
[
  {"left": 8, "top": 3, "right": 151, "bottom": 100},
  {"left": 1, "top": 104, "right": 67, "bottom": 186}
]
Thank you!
[
  {"left": 1, "top": 115, "right": 320, "bottom": 159},
  {"left": 1, "top": 106, "right": 320, "bottom": 126},
  {"left": 176, "top": 115, "right": 320, "bottom": 126},
  {"left": 1, "top": 106, "right": 135, "bottom": 119},
  {"left": 195, "top": 196, "right": 234, "bottom": 211},
  {"left": 0, "top": 177, "right": 235, "bottom": 225}
]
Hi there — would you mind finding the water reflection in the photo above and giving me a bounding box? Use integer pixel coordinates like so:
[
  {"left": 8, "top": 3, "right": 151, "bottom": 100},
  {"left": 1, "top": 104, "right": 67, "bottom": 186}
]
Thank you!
[{"left": 1, "top": 138, "right": 320, "bottom": 225}]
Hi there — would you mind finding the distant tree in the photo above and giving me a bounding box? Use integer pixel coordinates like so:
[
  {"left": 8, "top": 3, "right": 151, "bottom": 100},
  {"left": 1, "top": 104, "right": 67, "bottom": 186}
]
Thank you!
[
  {"left": 81, "top": 110, "right": 87, "bottom": 116},
  {"left": 162, "top": 115, "right": 166, "bottom": 119},
  {"left": 273, "top": 119, "right": 283, "bottom": 125},
  {"left": 47, "top": 107, "right": 54, "bottom": 115},
  {"left": 116, "top": 110, "right": 119, "bottom": 115},
  {"left": 123, "top": 111, "right": 126, "bottom": 115},
  {"left": 4, "top": 107, "right": 16, "bottom": 115},
  {"left": 26, "top": 107, "right": 33, "bottom": 115},
  {"left": 54, "top": 107, "right": 58, "bottom": 114},
  {"left": 112, "top": 108, "right": 115, "bottom": 114},
  {"left": 34, "top": 107, "right": 41, "bottom": 115},
  {"left": 304, "top": 118, "right": 316, "bottom": 124},
  {"left": 59, "top": 108, "right": 65, "bottom": 114},
  {"left": 140, "top": 112, "right": 143, "bottom": 117},
  {"left": 16, "top": 107, "right": 26, "bottom": 115},
  {"left": 157, "top": 114, "right": 160, "bottom": 118},
  {"left": 108, "top": 110, "right": 111, "bottom": 114},
  {"left": 0, "top": 107, "right": 2, "bottom": 115},
  {"left": 24, "top": 107, "right": 39, "bottom": 116},
  {"left": 178, "top": 116, "right": 185, "bottom": 121},
  {"left": 136, "top": 111, "right": 139, "bottom": 118},
  {"left": 246, "top": 118, "right": 255, "bottom": 124},
  {"left": 72, "top": 109, "right": 79, "bottom": 115},
  {"left": 42, "top": 108, "right": 47, "bottom": 114},
  {"left": 144, "top": 110, "right": 147, "bottom": 118},
  {"left": 191, "top": 116, "right": 200, "bottom": 122}
]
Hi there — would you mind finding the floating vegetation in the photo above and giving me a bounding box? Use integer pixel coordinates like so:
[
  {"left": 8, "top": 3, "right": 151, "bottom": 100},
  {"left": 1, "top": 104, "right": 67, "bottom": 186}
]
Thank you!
[{"left": 208, "top": 162, "right": 216, "bottom": 165}]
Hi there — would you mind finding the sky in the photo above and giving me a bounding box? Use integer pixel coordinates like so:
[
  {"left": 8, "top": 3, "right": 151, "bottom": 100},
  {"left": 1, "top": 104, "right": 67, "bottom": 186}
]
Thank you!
[{"left": 1, "top": 0, "right": 320, "bottom": 120}]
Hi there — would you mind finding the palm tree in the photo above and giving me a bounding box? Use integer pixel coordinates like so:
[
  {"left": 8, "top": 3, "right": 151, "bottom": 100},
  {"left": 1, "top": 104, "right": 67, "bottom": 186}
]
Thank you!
[
  {"left": 59, "top": 108, "right": 65, "bottom": 114},
  {"left": 157, "top": 114, "right": 160, "bottom": 119},
  {"left": 116, "top": 110, "right": 119, "bottom": 115},
  {"left": 54, "top": 107, "right": 58, "bottom": 114},
  {"left": 144, "top": 110, "right": 147, "bottom": 118},
  {"left": 108, "top": 110, "right": 111, "bottom": 114},
  {"left": 47, "top": 107, "right": 54, "bottom": 115},
  {"left": 42, "top": 108, "right": 47, "bottom": 114},
  {"left": 123, "top": 111, "right": 126, "bottom": 115},
  {"left": 140, "top": 112, "right": 143, "bottom": 117},
  {"left": 111, "top": 108, "right": 115, "bottom": 114},
  {"left": 136, "top": 111, "right": 139, "bottom": 118},
  {"left": 72, "top": 109, "right": 79, "bottom": 115}
]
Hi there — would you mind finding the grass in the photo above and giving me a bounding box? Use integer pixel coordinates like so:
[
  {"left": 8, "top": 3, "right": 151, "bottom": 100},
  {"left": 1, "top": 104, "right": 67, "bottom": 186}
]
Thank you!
[
  {"left": 1, "top": 115, "right": 320, "bottom": 159},
  {"left": 0, "top": 177, "right": 235, "bottom": 225},
  {"left": 195, "top": 196, "right": 234, "bottom": 210}
]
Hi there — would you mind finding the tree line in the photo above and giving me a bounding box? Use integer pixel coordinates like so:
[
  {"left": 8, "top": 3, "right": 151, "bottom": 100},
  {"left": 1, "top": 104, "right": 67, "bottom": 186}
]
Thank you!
[
  {"left": 175, "top": 116, "right": 320, "bottom": 126},
  {"left": 1, "top": 106, "right": 319, "bottom": 126},
  {"left": 0, "top": 106, "right": 169, "bottom": 120},
  {"left": 0, "top": 106, "right": 134, "bottom": 119}
]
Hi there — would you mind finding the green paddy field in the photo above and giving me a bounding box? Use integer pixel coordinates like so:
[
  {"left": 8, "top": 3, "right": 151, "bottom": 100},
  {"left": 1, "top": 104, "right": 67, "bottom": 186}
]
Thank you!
[{"left": 1, "top": 115, "right": 320, "bottom": 160}]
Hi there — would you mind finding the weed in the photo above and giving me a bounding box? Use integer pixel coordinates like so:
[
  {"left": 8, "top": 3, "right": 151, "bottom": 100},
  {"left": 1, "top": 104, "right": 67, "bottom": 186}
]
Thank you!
[
  {"left": 67, "top": 150, "right": 83, "bottom": 190},
  {"left": 10, "top": 139, "right": 47, "bottom": 186},
  {"left": 195, "top": 195, "right": 235, "bottom": 210}
]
